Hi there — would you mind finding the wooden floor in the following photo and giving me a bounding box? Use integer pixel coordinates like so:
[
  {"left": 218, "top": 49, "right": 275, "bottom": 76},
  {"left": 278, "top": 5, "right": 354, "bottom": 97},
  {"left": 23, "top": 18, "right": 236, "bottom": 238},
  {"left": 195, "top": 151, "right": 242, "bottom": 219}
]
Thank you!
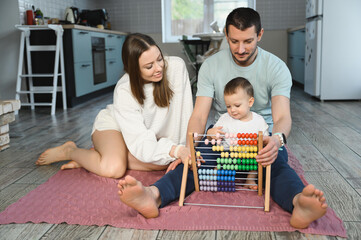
[{"left": 0, "top": 85, "right": 360, "bottom": 239}]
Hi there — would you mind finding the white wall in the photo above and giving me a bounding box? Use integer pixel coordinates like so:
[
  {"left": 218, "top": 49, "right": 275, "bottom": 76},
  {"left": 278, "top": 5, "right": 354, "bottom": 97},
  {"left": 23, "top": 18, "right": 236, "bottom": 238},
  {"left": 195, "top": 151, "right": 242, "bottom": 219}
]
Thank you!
[{"left": 0, "top": 0, "right": 21, "bottom": 100}]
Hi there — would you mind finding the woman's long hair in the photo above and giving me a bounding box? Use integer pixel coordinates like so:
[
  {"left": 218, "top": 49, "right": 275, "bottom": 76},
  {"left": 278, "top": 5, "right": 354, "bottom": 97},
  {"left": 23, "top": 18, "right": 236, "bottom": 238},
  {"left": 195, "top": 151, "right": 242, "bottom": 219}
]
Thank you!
[{"left": 122, "top": 33, "right": 173, "bottom": 107}]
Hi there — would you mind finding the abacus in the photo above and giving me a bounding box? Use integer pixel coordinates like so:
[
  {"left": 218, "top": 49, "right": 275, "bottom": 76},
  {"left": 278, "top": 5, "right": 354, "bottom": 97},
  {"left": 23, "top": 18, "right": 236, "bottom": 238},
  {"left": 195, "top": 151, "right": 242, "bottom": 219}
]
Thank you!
[{"left": 179, "top": 131, "right": 271, "bottom": 211}]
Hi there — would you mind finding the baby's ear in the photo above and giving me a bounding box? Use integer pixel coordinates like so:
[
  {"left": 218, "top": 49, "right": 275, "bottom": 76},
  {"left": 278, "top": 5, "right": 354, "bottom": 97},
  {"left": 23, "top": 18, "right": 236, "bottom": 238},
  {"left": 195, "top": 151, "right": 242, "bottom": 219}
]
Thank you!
[{"left": 249, "top": 97, "right": 255, "bottom": 107}]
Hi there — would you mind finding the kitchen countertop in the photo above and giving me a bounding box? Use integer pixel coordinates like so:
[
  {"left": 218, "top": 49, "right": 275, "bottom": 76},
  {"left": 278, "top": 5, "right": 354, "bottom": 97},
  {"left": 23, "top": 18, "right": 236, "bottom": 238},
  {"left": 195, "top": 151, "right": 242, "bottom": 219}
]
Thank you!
[
  {"left": 62, "top": 24, "right": 128, "bottom": 35},
  {"left": 287, "top": 25, "right": 305, "bottom": 32}
]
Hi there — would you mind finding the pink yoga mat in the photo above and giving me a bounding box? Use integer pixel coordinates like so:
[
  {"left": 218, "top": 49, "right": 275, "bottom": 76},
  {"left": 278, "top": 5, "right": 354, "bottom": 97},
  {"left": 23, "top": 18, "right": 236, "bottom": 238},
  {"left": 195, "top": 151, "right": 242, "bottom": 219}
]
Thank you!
[{"left": 0, "top": 148, "right": 347, "bottom": 237}]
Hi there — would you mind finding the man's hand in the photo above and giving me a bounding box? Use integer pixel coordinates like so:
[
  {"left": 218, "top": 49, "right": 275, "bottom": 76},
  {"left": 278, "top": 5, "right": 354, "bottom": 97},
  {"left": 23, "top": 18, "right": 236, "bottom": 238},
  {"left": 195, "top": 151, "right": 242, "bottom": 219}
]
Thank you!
[{"left": 256, "top": 135, "right": 281, "bottom": 166}]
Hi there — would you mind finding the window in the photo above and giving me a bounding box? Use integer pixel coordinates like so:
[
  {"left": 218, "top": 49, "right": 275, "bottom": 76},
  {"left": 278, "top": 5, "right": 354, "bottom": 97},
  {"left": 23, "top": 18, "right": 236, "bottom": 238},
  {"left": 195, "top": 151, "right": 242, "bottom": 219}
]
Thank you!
[{"left": 161, "top": 0, "right": 256, "bottom": 43}]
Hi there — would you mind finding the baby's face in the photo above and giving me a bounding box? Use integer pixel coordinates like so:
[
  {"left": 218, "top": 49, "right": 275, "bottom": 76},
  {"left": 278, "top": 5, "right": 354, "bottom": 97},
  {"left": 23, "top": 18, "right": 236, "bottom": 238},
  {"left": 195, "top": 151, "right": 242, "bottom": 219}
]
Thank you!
[{"left": 224, "top": 88, "right": 254, "bottom": 121}]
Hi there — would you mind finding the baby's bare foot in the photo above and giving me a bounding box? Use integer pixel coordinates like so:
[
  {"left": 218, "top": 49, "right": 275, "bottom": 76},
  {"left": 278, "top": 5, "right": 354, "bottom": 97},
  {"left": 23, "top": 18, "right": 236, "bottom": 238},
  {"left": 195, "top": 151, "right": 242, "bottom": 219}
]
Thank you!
[
  {"left": 117, "top": 175, "right": 160, "bottom": 218},
  {"left": 246, "top": 172, "right": 258, "bottom": 190},
  {"left": 61, "top": 160, "right": 81, "bottom": 170},
  {"left": 290, "top": 184, "right": 328, "bottom": 229},
  {"left": 36, "top": 141, "right": 77, "bottom": 165}
]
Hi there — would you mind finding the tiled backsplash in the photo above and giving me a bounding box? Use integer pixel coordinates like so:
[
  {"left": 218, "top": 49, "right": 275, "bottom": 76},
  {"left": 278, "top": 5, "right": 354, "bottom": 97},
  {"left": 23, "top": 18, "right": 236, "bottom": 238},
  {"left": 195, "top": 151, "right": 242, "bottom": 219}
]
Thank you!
[
  {"left": 18, "top": 0, "right": 96, "bottom": 25},
  {"left": 17, "top": 0, "right": 304, "bottom": 33}
]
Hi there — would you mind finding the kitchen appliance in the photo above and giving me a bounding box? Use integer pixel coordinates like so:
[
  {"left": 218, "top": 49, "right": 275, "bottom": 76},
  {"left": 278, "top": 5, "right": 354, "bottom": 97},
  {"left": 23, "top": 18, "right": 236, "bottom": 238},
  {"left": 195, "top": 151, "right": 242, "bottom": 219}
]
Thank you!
[
  {"left": 91, "top": 36, "right": 107, "bottom": 85},
  {"left": 64, "top": 7, "right": 79, "bottom": 24},
  {"left": 304, "top": 0, "right": 361, "bottom": 100},
  {"left": 79, "top": 9, "right": 108, "bottom": 27}
]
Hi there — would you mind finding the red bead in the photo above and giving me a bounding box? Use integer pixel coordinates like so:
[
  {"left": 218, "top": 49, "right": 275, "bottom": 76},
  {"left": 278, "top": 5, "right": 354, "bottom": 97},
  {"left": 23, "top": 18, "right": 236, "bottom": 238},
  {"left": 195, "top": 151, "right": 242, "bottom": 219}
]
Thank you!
[
  {"left": 245, "top": 140, "right": 250, "bottom": 145},
  {"left": 245, "top": 133, "right": 249, "bottom": 138},
  {"left": 241, "top": 133, "right": 245, "bottom": 138},
  {"left": 241, "top": 140, "right": 246, "bottom": 145},
  {"left": 238, "top": 140, "right": 242, "bottom": 145},
  {"left": 237, "top": 133, "right": 241, "bottom": 139},
  {"left": 254, "top": 140, "right": 258, "bottom": 145},
  {"left": 249, "top": 140, "right": 254, "bottom": 145},
  {"left": 253, "top": 133, "right": 257, "bottom": 139}
]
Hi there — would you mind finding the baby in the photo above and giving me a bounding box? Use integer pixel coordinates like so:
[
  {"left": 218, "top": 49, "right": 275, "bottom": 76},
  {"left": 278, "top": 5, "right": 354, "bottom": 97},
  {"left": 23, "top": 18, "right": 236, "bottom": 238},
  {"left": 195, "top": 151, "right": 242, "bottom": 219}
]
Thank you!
[{"left": 206, "top": 77, "right": 269, "bottom": 189}]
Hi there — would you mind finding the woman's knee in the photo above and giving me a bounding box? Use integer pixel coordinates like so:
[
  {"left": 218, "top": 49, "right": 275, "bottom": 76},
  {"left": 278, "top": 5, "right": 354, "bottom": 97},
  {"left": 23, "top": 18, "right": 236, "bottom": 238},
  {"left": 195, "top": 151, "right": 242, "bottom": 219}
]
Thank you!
[{"left": 99, "top": 157, "right": 127, "bottom": 178}]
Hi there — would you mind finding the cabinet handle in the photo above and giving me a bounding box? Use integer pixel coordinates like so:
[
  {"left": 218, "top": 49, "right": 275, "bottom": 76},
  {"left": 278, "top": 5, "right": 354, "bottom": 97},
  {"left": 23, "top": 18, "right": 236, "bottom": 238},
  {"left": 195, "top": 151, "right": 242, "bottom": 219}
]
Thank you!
[
  {"left": 289, "top": 56, "right": 294, "bottom": 59},
  {"left": 117, "top": 36, "right": 121, "bottom": 38},
  {"left": 108, "top": 48, "right": 115, "bottom": 51},
  {"left": 108, "top": 34, "right": 114, "bottom": 38},
  {"left": 81, "top": 64, "right": 91, "bottom": 67},
  {"left": 109, "top": 61, "right": 115, "bottom": 64},
  {"left": 79, "top": 31, "right": 89, "bottom": 34}
]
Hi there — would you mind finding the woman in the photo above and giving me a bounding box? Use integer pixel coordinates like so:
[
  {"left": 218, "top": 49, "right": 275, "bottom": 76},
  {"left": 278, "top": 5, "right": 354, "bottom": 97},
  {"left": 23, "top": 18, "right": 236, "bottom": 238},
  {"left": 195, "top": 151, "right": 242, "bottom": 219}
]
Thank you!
[{"left": 36, "top": 33, "right": 193, "bottom": 178}]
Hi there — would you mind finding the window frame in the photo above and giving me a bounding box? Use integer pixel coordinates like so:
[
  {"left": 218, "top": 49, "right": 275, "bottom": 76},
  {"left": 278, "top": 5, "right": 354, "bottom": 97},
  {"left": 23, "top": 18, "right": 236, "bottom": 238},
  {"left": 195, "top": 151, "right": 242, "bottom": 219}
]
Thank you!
[{"left": 161, "top": 0, "right": 256, "bottom": 43}]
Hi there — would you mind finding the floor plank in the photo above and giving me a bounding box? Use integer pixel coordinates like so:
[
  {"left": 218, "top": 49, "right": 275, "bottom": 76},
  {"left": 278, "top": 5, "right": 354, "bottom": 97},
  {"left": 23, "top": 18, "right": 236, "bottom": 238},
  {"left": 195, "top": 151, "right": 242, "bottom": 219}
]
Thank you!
[
  {"left": 0, "top": 223, "right": 53, "bottom": 240},
  {"left": 158, "top": 230, "right": 215, "bottom": 240}
]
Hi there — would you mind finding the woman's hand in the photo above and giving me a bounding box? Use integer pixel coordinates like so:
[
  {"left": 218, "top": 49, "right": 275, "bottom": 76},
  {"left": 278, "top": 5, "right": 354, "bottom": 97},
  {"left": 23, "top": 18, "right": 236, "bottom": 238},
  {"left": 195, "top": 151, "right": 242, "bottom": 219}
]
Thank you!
[
  {"left": 256, "top": 135, "right": 281, "bottom": 166},
  {"left": 166, "top": 146, "right": 191, "bottom": 173}
]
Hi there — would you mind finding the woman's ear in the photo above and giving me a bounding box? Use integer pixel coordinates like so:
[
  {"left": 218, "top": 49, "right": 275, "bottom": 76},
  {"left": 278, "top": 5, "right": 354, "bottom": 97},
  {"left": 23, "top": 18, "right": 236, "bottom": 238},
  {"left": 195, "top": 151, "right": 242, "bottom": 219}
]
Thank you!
[{"left": 249, "top": 97, "right": 255, "bottom": 107}]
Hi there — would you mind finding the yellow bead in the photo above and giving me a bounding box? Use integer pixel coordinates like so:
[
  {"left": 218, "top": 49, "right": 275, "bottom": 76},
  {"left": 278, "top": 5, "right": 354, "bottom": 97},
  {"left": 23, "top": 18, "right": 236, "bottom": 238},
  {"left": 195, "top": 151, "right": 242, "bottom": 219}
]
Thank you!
[
  {"left": 217, "top": 145, "right": 220, "bottom": 152},
  {"left": 237, "top": 146, "right": 242, "bottom": 152},
  {"left": 254, "top": 146, "right": 258, "bottom": 152},
  {"left": 254, "top": 153, "right": 258, "bottom": 157},
  {"left": 221, "top": 152, "right": 225, "bottom": 158},
  {"left": 212, "top": 146, "right": 216, "bottom": 151},
  {"left": 234, "top": 152, "right": 239, "bottom": 158},
  {"left": 221, "top": 145, "right": 224, "bottom": 151},
  {"left": 225, "top": 152, "right": 229, "bottom": 158},
  {"left": 230, "top": 152, "right": 234, "bottom": 158},
  {"left": 242, "top": 153, "right": 246, "bottom": 158},
  {"left": 229, "top": 146, "right": 233, "bottom": 152},
  {"left": 196, "top": 151, "right": 201, "bottom": 157},
  {"left": 242, "top": 146, "right": 246, "bottom": 152},
  {"left": 246, "top": 153, "right": 250, "bottom": 158},
  {"left": 246, "top": 146, "right": 250, "bottom": 152}
]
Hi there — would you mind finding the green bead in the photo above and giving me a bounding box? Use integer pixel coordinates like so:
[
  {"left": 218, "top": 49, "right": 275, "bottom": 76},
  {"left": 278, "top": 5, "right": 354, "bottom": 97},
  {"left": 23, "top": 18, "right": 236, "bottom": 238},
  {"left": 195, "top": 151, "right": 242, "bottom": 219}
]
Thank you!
[
  {"left": 233, "top": 158, "right": 237, "bottom": 164},
  {"left": 217, "top": 164, "right": 221, "bottom": 169},
  {"left": 242, "top": 165, "right": 246, "bottom": 171},
  {"left": 234, "top": 165, "right": 238, "bottom": 170},
  {"left": 230, "top": 165, "right": 234, "bottom": 170},
  {"left": 237, "top": 158, "right": 241, "bottom": 164},
  {"left": 254, "top": 165, "right": 258, "bottom": 170},
  {"left": 217, "top": 158, "right": 220, "bottom": 164},
  {"left": 246, "top": 165, "right": 250, "bottom": 171},
  {"left": 245, "top": 159, "right": 250, "bottom": 165},
  {"left": 221, "top": 158, "right": 225, "bottom": 164}
]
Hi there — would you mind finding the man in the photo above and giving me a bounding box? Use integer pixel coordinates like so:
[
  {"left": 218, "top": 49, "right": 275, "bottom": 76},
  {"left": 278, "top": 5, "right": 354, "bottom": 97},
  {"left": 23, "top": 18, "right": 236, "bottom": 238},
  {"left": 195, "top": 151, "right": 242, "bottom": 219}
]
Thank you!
[{"left": 117, "top": 8, "right": 327, "bottom": 229}]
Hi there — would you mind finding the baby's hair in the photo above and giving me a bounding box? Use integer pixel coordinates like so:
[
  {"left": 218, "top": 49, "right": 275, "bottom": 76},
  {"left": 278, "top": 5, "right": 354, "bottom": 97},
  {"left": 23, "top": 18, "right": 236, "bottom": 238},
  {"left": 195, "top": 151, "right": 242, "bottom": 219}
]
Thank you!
[{"left": 224, "top": 77, "right": 254, "bottom": 98}]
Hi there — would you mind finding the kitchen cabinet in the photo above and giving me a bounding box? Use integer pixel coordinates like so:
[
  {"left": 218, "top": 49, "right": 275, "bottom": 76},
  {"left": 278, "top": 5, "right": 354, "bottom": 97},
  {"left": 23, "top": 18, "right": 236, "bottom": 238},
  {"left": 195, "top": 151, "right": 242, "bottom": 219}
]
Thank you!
[
  {"left": 63, "top": 26, "right": 127, "bottom": 106},
  {"left": 287, "top": 27, "right": 305, "bottom": 85}
]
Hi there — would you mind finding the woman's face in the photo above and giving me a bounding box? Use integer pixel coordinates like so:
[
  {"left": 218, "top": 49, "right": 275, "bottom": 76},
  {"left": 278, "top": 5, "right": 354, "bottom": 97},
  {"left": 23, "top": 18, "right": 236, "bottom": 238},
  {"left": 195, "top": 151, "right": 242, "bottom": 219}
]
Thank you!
[{"left": 138, "top": 45, "right": 164, "bottom": 83}]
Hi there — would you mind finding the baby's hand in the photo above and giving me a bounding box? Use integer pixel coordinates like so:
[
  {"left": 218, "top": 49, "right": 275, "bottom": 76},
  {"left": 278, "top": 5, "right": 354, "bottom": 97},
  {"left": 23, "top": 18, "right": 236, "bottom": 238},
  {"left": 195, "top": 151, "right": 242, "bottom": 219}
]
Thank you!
[{"left": 206, "top": 126, "right": 225, "bottom": 140}]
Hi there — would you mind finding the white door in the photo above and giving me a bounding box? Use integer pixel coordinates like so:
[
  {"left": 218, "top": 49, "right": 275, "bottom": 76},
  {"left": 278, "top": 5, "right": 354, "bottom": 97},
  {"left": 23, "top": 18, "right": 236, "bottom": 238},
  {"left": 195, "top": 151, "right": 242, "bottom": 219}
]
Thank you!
[{"left": 304, "top": 19, "right": 322, "bottom": 97}]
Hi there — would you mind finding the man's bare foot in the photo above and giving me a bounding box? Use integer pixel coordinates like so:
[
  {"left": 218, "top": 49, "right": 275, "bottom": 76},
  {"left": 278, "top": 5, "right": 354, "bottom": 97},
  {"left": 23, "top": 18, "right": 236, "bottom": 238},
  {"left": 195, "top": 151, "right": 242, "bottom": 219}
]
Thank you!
[
  {"left": 117, "top": 175, "right": 160, "bottom": 218},
  {"left": 61, "top": 160, "right": 81, "bottom": 170},
  {"left": 290, "top": 184, "right": 328, "bottom": 229},
  {"left": 36, "top": 141, "right": 77, "bottom": 165}
]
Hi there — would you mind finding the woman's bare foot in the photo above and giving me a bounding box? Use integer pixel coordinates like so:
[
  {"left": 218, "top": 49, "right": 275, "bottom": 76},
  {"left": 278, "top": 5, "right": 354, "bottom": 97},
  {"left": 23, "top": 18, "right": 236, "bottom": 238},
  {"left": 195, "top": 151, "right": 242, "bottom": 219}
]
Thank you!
[
  {"left": 61, "top": 160, "right": 81, "bottom": 170},
  {"left": 290, "top": 184, "right": 328, "bottom": 229},
  {"left": 36, "top": 141, "right": 77, "bottom": 166},
  {"left": 117, "top": 175, "right": 160, "bottom": 218}
]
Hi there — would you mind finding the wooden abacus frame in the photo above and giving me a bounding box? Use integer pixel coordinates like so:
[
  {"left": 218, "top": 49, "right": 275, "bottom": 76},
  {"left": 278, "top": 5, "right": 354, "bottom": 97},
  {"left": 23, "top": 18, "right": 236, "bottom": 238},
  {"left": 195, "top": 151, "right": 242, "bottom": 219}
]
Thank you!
[{"left": 179, "top": 131, "right": 271, "bottom": 212}]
